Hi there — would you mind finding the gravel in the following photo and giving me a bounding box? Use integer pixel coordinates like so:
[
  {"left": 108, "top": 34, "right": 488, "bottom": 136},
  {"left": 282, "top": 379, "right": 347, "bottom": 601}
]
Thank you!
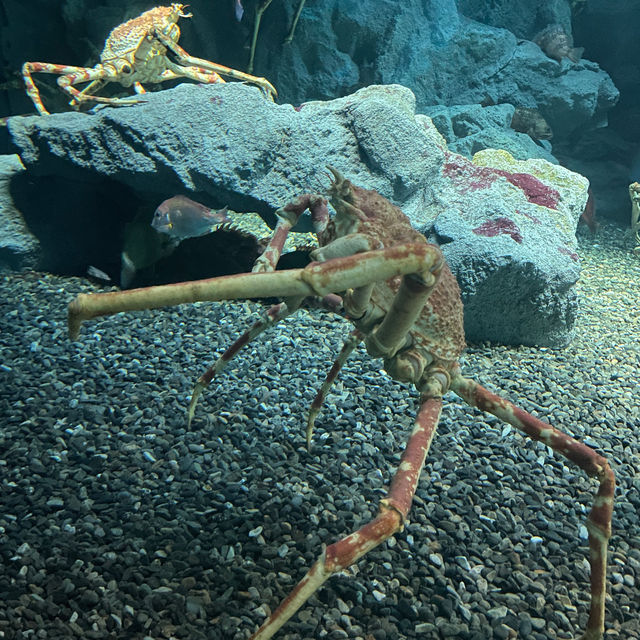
[{"left": 1, "top": 221, "right": 639, "bottom": 639}]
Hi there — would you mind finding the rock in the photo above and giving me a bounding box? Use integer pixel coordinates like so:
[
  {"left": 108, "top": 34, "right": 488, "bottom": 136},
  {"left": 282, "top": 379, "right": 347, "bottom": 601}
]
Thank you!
[
  {"left": 456, "top": 0, "right": 573, "bottom": 38},
  {"left": 6, "top": 82, "right": 585, "bottom": 346},
  {"left": 0, "top": 154, "right": 38, "bottom": 271},
  {"left": 257, "top": 0, "right": 618, "bottom": 139},
  {"left": 423, "top": 103, "right": 557, "bottom": 163},
  {"left": 431, "top": 147, "right": 586, "bottom": 347}
]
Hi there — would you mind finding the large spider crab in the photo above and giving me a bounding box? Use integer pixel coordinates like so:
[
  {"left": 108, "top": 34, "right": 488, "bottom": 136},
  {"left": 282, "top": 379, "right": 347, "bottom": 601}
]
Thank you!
[
  {"left": 22, "top": 3, "right": 277, "bottom": 116},
  {"left": 68, "top": 169, "right": 614, "bottom": 640}
]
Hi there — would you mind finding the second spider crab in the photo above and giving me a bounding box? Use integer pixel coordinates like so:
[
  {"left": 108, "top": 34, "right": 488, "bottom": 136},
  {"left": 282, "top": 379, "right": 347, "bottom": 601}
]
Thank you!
[
  {"left": 22, "top": 3, "right": 277, "bottom": 116},
  {"left": 628, "top": 182, "right": 640, "bottom": 255},
  {"left": 68, "top": 169, "right": 614, "bottom": 640}
]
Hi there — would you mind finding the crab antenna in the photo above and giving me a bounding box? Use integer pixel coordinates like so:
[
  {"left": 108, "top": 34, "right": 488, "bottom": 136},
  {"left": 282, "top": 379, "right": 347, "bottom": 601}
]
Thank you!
[{"left": 326, "top": 165, "right": 344, "bottom": 184}]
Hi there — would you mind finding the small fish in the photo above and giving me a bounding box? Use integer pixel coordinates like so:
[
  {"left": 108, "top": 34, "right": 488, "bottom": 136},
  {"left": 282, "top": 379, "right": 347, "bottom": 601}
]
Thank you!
[
  {"left": 234, "top": 0, "right": 244, "bottom": 21},
  {"left": 510, "top": 107, "right": 553, "bottom": 140},
  {"left": 579, "top": 186, "right": 598, "bottom": 234},
  {"left": 533, "top": 24, "right": 583, "bottom": 63},
  {"left": 152, "top": 195, "right": 230, "bottom": 240},
  {"left": 86, "top": 265, "right": 111, "bottom": 282}
]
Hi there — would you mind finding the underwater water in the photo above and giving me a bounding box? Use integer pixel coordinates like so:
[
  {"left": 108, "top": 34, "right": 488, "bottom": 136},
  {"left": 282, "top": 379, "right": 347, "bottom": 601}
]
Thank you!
[
  {"left": 2, "top": 2, "right": 640, "bottom": 639},
  {"left": 0, "top": 223, "right": 638, "bottom": 639}
]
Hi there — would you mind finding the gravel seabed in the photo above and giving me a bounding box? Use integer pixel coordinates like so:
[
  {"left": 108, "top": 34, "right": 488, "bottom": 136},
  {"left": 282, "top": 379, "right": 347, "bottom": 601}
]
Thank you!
[{"left": 1, "top": 222, "right": 639, "bottom": 640}]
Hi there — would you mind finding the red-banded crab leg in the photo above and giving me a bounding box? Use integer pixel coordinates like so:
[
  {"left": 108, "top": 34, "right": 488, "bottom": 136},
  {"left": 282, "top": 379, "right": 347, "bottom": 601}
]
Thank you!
[
  {"left": 22, "top": 63, "right": 126, "bottom": 116},
  {"left": 305, "top": 329, "right": 363, "bottom": 448},
  {"left": 187, "top": 300, "right": 297, "bottom": 427},
  {"left": 155, "top": 27, "right": 277, "bottom": 100},
  {"left": 250, "top": 391, "right": 445, "bottom": 640},
  {"left": 253, "top": 193, "right": 330, "bottom": 273},
  {"left": 68, "top": 243, "right": 443, "bottom": 338},
  {"left": 449, "top": 373, "right": 615, "bottom": 640}
]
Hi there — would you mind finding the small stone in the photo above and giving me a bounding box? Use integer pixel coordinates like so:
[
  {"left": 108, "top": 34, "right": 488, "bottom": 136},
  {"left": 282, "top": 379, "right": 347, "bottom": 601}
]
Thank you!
[
  {"left": 487, "top": 605, "right": 508, "bottom": 621},
  {"left": 336, "top": 598, "right": 350, "bottom": 614},
  {"left": 80, "top": 589, "right": 100, "bottom": 606},
  {"left": 528, "top": 615, "right": 545, "bottom": 634},
  {"left": 429, "top": 553, "right": 443, "bottom": 567}
]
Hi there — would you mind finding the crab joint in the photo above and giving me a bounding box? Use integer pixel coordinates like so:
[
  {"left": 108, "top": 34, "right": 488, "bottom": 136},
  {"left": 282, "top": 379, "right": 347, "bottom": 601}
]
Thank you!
[
  {"left": 384, "top": 348, "right": 431, "bottom": 384},
  {"left": 365, "top": 273, "right": 435, "bottom": 359}
]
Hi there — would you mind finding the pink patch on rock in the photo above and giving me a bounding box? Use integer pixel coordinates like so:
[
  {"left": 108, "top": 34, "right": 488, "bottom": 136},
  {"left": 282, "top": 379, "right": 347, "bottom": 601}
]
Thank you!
[
  {"left": 443, "top": 156, "right": 500, "bottom": 192},
  {"left": 519, "top": 209, "right": 542, "bottom": 223},
  {"left": 558, "top": 246, "right": 579, "bottom": 261},
  {"left": 442, "top": 152, "right": 560, "bottom": 209},
  {"left": 496, "top": 170, "right": 559, "bottom": 209},
  {"left": 472, "top": 217, "right": 523, "bottom": 243}
]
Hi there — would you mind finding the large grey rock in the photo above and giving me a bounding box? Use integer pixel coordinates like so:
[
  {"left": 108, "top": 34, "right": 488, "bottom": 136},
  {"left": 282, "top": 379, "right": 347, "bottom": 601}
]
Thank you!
[
  {"left": 427, "top": 148, "right": 585, "bottom": 346},
  {"left": 0, "top": 154, "right": 39, "bottom": 271},
  {"left": 8, "top": 83, "right": 444, "bottom": 225},
  {"left": 6, "top": 82, "right": 586, "bottom": 346}
]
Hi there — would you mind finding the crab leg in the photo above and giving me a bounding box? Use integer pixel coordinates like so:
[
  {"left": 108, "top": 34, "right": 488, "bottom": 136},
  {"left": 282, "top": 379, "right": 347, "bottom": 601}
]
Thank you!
[
  {"left": 253, "top": 193, "right": 330, "bottom": 273},
  {"left": 68, "top": 243, "right": 442, "bottom": 339},
  {"left": 155, "top": 28, "right": 277, "bottom": 99},
  {"left": 449, "top": 373, "right": 615, "bottom": 640},
  {"left": 56, "top": 68, "right": 149, "bottom": 108},
  {"left": 250, "top": 392, "right": 444, "bottom": 640},
  {"left": 283, "top": 0, "right": 308, "bottom": 44},
  {"left": 247, "top": 0, "right": 274, "bottom": 74},
  {"left": 305, "top": 329, "right": 363, "bottom": 448},
  {"left": 157, "top": 66, "right": 226, "bottom": 86},
  {"left": 22, "top": 62, "right": 115, "bottom": 116},
  {"left": 187, "top": 300, "right": 300, "bottom": 426}
]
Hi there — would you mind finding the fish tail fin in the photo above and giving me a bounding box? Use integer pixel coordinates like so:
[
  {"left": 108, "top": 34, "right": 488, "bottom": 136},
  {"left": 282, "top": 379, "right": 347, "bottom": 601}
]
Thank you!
[
  {"left": 216, "top": 205, "right": 231, "bottom": 223},
  {"left": 120, "top": 252, "right": 136, "bottom": 288},
  {"left": 569, "top": 46, "right": 584, "bottom": 63}
]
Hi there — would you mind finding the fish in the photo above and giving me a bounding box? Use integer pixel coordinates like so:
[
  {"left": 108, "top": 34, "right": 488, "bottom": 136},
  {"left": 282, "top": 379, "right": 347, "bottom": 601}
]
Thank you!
[
  {"left": 152, "top": 195, "right": 230, "bottom": 240},
  {"left": 533, "top": 24, "right": 583, "bottom": 63},
  {"left": 510, "top": 107, "right": 553, "bottom": 140},
  {"left": 579, "top": 186, "right": 598, "bottom": 234},
  {"left": 86, "top": 265, "right": 111, "bottom": 282},
  {"left": 234, "top": 0, "right": 244, "bottom": 21},
  {"left": 121, "top": 213, "right": 180, "bottom": 288}
]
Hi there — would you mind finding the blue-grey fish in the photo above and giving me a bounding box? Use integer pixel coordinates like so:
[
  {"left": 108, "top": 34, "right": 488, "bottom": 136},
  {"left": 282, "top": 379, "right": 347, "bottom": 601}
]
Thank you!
[
  {"left": 86, "top": 265, "right": 111, "bottom": 282},
  {"left": 152, "top": 195, "right": 230, "bottom": 240}
]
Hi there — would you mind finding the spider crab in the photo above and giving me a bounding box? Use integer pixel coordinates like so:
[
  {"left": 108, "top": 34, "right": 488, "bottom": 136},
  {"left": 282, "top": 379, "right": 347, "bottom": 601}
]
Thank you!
[
  {"left": 68, "top": 169, "right": 614, "bottom": 640},
  {"left": 629, "top": 182, "right": 640, "bottom": 255},
  {"left": 22, "top": 3, "right": 276, "bottom": 116}
]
